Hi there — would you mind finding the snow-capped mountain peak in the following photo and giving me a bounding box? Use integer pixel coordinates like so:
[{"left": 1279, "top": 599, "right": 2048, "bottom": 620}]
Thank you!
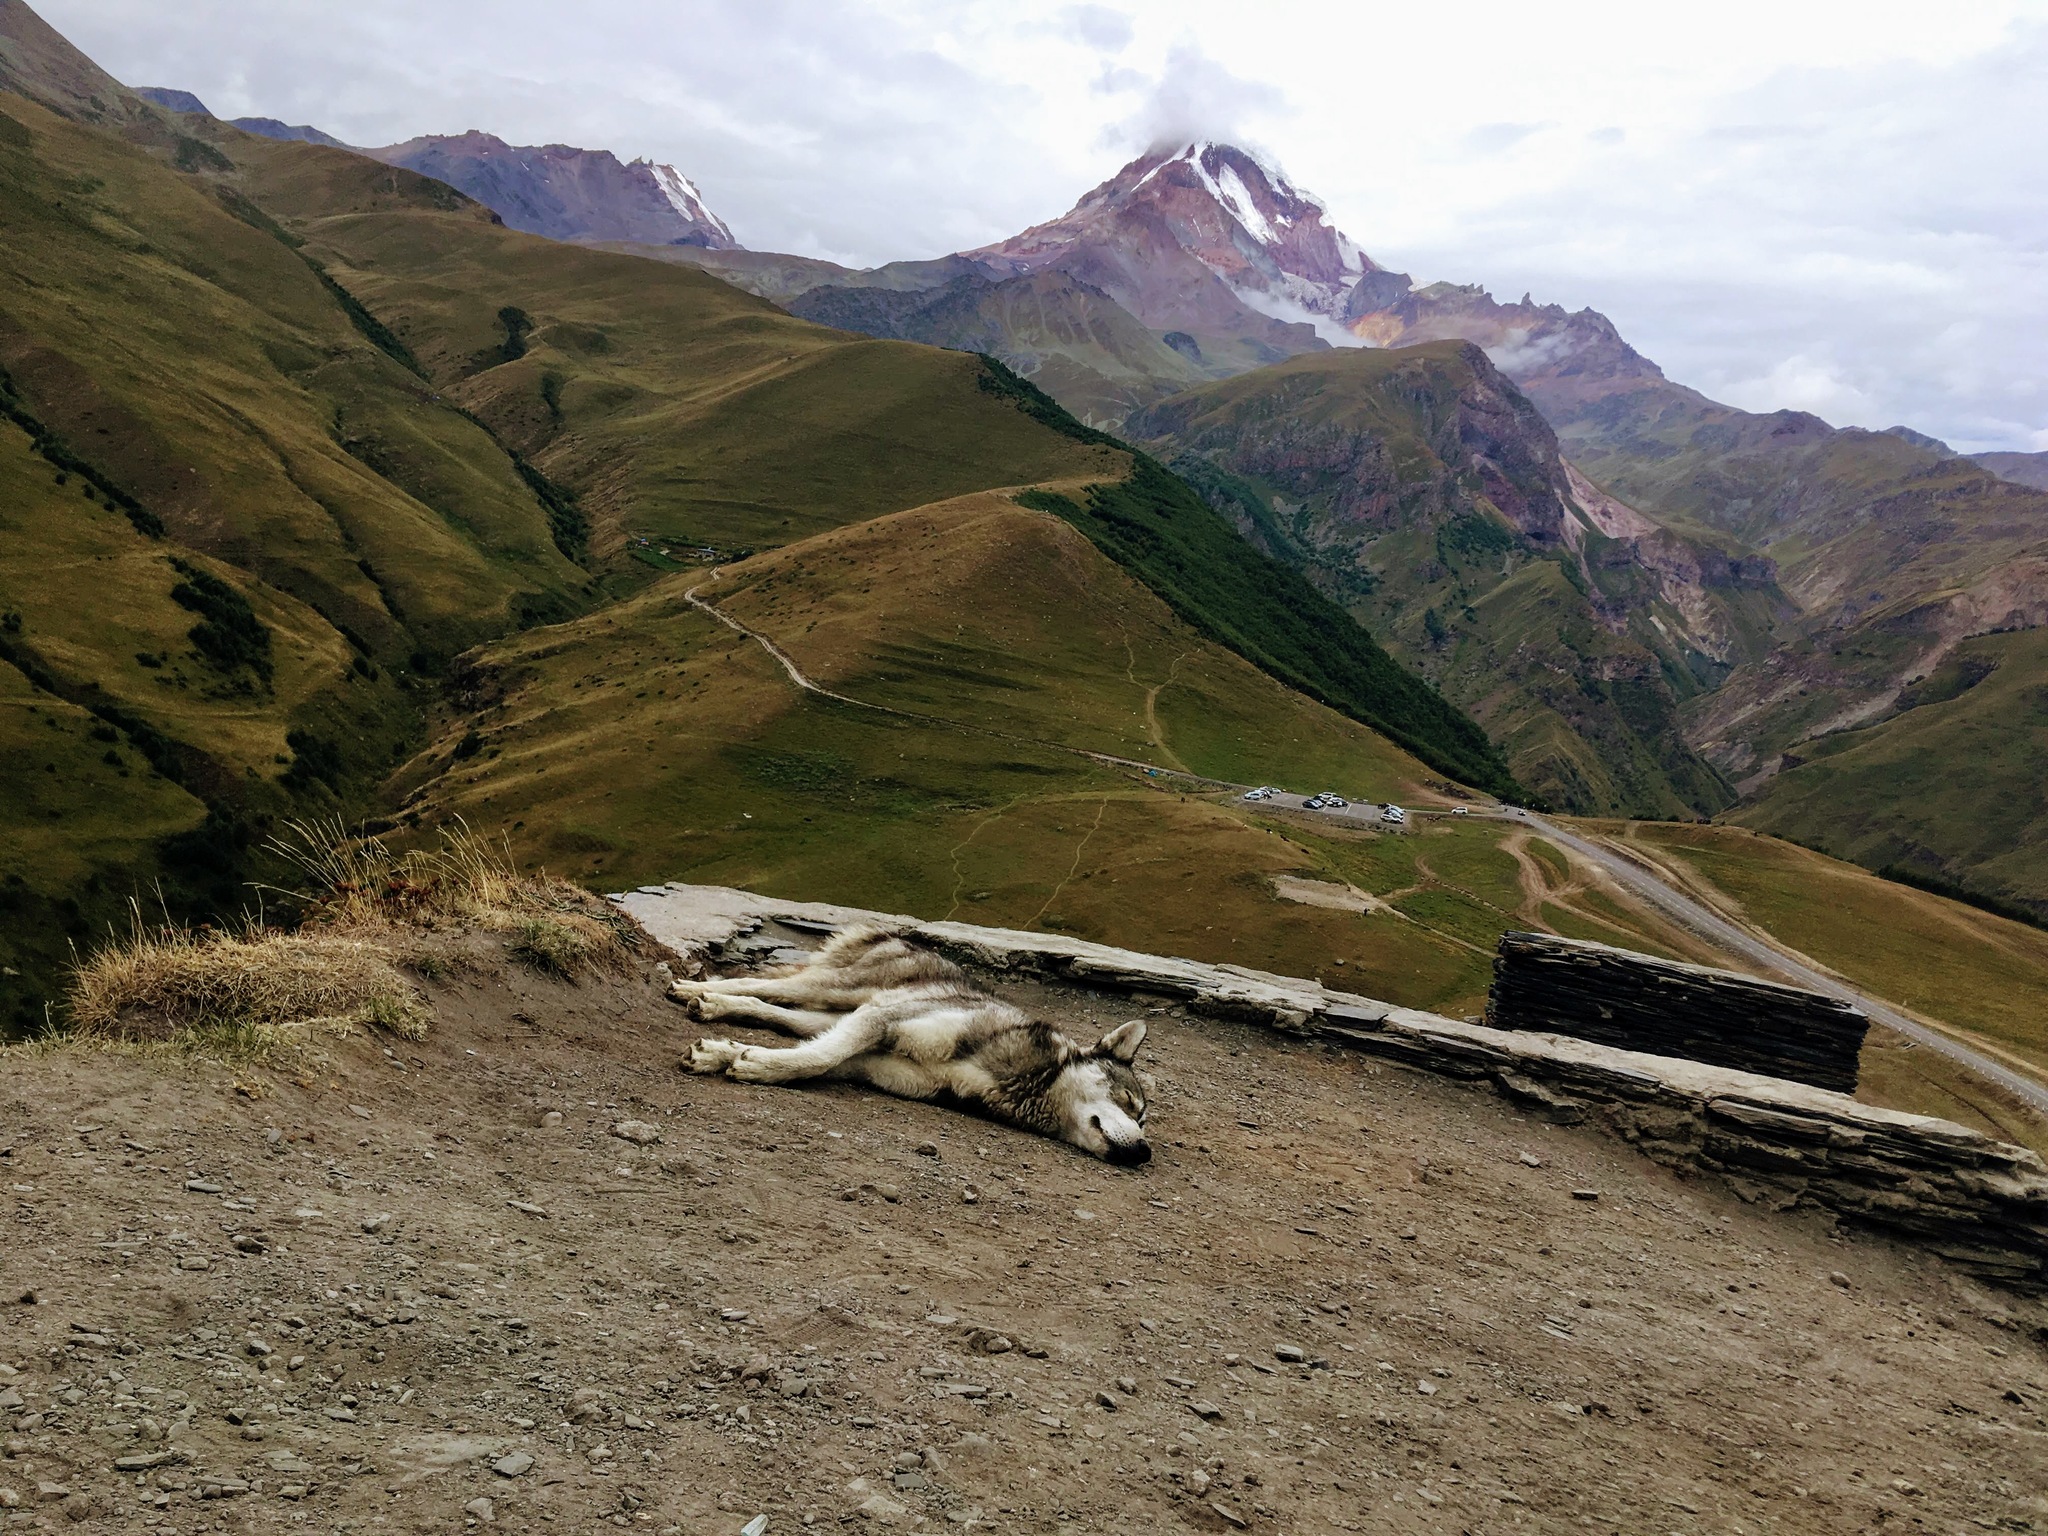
[{"left": 974, "top": 141, "right": 1378, "bottom": 345}]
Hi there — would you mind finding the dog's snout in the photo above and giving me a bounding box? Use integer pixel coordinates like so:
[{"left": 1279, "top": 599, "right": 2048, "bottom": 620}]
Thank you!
[{"left": 1106, "top": 1140, "right": 1152, "bottom": 1166}]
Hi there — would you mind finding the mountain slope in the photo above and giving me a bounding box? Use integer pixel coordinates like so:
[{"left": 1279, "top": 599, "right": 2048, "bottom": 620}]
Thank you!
[
  {"left": 789, "top": 267, "right": 1209, "bottom": 425},
  {"left": 133, "top": 86, "right": 347, "bottom": 147},
  {"left": 1733, "top": 625, "right": 2048, "bottom": 913},
  {"left": 0, "top": 12, "right": 1511, "bottom": 1035},
  {"left": 362, "top": 130, "right": 738, "bottom": 247},
  {"left": 0, "top": 0, "right": 151, "bottom": 123},
  {"left": 1129, "top": 343, "right": 1786, "bottom": 815},
  {"left": 228, "top": 135, "right": 1123, "bottom": 561},
  {"left": 0, "top": 50, "right": 1125, "bottom": 1028},
  {"left": 1977, "top": 450, "right": 2048, "bottom": 492}
]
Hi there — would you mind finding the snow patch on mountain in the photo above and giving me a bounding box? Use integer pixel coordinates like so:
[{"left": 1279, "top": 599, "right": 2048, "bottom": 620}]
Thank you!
[{"left": 643, "top": 160, "right": 735, "bottom": 246}]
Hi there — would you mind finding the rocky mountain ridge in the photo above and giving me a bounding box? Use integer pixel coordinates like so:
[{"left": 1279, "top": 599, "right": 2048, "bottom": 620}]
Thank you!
[
  {"left": 362, "top": 130, "right": 738, "bottom": 247},
  {"left": 134, "top": 86, "right": 345, "bottom": 146},
  {"left": 971, "top": 140, "right": 1372, "bottom": 348},
  {"left": 128, "top": 84, "right": 739, "bottom": 248}
]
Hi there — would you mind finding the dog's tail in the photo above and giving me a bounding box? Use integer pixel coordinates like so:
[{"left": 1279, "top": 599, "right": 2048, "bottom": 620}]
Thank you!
[{"left": 813, "top": 920, "right": 903, "bottom": 965}]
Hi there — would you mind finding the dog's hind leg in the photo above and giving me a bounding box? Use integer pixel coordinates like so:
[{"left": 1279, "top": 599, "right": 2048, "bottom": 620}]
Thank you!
[
  {"left": 694, "top": 993, "right": 842, "bottom": 1038},
  {"left": 669, "top": 968, "right": 869, "bottom": 1012},
  {"left": 721, "top": 1004, "right": 893, "bottom": 1085}
]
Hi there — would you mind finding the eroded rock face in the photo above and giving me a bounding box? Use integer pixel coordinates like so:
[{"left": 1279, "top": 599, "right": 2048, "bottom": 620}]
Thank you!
[{"left": 1128, "top": 344, "right": 1763, "bottom": 818}]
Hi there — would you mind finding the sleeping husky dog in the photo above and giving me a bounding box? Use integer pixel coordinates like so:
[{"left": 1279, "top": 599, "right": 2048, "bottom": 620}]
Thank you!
[{"left": 669, "top": 924, "right": 1152, "bottom": 1164}]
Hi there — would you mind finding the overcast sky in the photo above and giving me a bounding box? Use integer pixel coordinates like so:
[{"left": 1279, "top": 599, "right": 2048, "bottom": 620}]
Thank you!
[{"left": 44, "top": 0, "right": 2048, "bottom": 451}]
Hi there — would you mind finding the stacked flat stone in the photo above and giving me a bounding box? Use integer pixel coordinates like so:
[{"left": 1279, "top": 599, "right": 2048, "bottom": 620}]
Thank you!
[{"left": 1484, "top": 931, "right": 1869, "bottom": 1093}]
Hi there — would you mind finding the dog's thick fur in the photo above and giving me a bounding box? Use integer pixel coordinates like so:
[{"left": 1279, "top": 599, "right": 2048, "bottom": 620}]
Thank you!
[{"left": 669, "top": 925, "right": 1151, "bottom": 1164}]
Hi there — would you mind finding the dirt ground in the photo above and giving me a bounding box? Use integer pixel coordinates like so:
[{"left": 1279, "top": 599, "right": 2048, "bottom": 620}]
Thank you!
[{"left": 3, "top": 926, "right": 2046, "bottom": 1536}]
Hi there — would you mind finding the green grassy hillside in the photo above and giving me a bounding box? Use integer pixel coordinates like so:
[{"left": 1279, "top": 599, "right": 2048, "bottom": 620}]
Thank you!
[
  {"left": 398, "top": 488, "right": 1604, "bottom": 1011},
  {"left": 230, "top": 136, "right": 1123, "bottom": 563},
  {"left": 1129, "top": 345, "right": 1770, "bottom": 817},
  {"left": 0, "top": 72, "right": 1508, "bottom": 1031},
  {"left": 0, "top": 90, "right": 1118, "bottom": 1032},
  {"left": 1730, "top": 626, "right": 2048, "bottom": 912},
  {"left": 0, "top": 92, "right": 596, "bottom": 1030},
  {"left": 1617, "top": 821, "right": 2048, "bottom": 1144}
]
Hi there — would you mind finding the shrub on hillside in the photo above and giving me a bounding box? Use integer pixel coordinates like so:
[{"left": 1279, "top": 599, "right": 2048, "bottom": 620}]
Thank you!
[
  {"left": 169, "top": 558, "right": 273, "bottom": 680},
  {"left": 64, "top": 820, "right": 641, "bottom": 1052}
]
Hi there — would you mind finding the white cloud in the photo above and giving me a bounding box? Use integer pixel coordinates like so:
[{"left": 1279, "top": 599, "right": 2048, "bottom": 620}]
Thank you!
[
  {"left": 1717, "top": 356, "right": 1877, "bottom": 422},
  {"left": 1102, "top": 40, "right": 1288, "bottom": 155},
  {"left": 37, "top": 0, "right": 2048, "bottom": 448}
]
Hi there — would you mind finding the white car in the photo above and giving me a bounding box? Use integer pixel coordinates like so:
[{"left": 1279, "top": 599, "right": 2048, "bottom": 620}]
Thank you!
[
  {"left": 1241, "top": 786, "right": 1276, "bottom": 802},
  {"left": 1451, "top": 806, "right": 1468, "bottom": 817},
  {"left": 1381, "top": 805, "right": 1406, "bottom": 825},
  {"left": 1318, "top": 794, "right": 1348, "bottom": 809}
]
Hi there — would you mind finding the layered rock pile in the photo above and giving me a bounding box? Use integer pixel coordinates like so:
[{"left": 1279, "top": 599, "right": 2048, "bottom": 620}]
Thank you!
[{"left": 1484, "top": 931, "right": 1870, "bottom": 1093}]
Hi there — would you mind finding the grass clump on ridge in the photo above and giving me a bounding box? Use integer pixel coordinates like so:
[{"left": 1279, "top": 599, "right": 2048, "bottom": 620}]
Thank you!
[
  {"left": 67, "top": 920, "right": 426, "bottom": 1046},
  {"left": 63, "top": 818, "right": 636, "bottom": 1050}
]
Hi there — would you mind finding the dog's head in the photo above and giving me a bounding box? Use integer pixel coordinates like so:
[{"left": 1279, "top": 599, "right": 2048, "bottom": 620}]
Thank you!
[{"left": 1054, "top": 1020, "right": 1151, "bottom": 1165}]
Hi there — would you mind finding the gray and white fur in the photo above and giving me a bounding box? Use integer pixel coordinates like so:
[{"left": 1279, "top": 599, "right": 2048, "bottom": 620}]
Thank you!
[{"left": 670, "top": 925, "right": 1151, "bottom": 1164}]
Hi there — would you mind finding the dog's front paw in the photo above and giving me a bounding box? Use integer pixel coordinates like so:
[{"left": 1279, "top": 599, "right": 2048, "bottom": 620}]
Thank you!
[
  {"left": 685, "top": 1037, "right": 745, "bottom": 1075},
  {"left": 695, "top": 992, "right": 746, "bottom": 1022},
  {"left": 726, "top": 1046, "right": 781, "bottom": 1084}
]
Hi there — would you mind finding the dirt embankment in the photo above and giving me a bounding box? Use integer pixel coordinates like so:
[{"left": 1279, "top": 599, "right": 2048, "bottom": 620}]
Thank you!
[{"left": 2, "top": 937, "right": 2046, "bottom": 1534}]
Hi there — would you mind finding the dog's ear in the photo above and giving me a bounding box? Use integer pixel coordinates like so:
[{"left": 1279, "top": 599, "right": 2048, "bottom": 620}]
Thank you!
[{"left": 1094, "top": 1019, "right": 1147, "bottom": 1063}]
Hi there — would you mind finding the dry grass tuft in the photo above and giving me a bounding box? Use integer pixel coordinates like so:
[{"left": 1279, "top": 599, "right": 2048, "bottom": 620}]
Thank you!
[
  {"left": 68, "top": 922, "right": 426, "bottom": 1045},
  {"left": 62, "top": 819, "right": 637, "bottom": 1050}
]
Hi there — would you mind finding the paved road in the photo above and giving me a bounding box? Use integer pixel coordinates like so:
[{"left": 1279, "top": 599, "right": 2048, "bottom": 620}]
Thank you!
[
  {"left": 1512, "top": 811, "right": 2048, "bottom": 1119},
  {"left": 688, "top": 582, "right": 2048, "bottom": 1116},
  {"left": 1199, "top": 788, "right": 2048, "bottom": 1116}
]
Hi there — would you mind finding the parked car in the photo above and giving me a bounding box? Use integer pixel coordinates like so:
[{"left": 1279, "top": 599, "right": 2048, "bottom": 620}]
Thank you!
[
  {"left": 1302, "top": 795, "right": 1326, "bottom": 809},
  {"left": 1382, "top": 805, "right": 1406, "bottom": 825},
  {"left": 1319, "top": 793, "right": 1348, "bottom": 809},
  {"left": 1451, "top": 806, "right": 1468, "bottom": 817},
  {"left": 1241, "top": 786, "right": 1274, "bottom": 802}
]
